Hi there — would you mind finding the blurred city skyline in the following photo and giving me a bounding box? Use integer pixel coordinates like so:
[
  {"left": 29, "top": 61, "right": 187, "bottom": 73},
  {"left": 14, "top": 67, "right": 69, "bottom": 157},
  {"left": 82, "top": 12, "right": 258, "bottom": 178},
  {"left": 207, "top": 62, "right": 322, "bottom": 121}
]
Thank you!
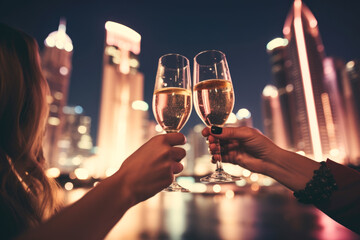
[{"left": 1, "top": 0, "right": 360, "bottom": 143}]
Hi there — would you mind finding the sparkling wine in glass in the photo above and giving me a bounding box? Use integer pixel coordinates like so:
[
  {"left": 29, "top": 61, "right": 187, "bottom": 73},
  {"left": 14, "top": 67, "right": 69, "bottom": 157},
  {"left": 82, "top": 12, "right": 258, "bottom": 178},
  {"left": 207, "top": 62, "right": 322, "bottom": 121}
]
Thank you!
[
  {"left": 193, "top": 50, "right": 241, "bottom": 183},
  {"left": 152, "top": 53, "right": 192, "bottom": 192}
]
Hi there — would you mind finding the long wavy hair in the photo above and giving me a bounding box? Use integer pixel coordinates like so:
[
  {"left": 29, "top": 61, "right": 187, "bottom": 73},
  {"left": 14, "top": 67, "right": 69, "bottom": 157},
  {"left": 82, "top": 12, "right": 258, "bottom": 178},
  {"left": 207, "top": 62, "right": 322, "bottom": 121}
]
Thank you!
[{"left": 0, "top": 23, "right": 60, "bottom": 235}]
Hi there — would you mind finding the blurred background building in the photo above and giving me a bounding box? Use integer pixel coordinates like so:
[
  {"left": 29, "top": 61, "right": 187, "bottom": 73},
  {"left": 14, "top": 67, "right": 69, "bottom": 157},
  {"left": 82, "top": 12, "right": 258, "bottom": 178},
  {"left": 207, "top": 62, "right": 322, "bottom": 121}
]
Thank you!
[
  {"left": 264, "top": 0, "right": 360, "bottom": 165},
  {"left": 42, "top": 19, "right": 73, "bottom": 169},
  {"left": 57, "top": 106, "right": 94, "bottom": 173},
  {"left": 261, "top": 85, "right": 289, "bottom": 149},
  {"left": 96, "top": 21, "right": 148, "bottom": 178},
  {"left": 343, "top": 60, "right": 360, "bottom": 165}
]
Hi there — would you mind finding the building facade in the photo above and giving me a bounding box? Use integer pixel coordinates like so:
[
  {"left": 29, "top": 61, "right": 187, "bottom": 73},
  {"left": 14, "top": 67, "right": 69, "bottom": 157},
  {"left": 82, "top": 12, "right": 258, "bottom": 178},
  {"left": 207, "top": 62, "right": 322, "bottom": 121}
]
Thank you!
[
  {"left": 96, "top": 21, "right": 147, "bottom": 177},
  {"left": 42, "top": 20, "right": 73, "bottom": 168},
  {"left": 57, "top": 106, "right": 94, "bottom": 173},
  {"left": 266, "top": 38, "right": 296, "bottom": 150},
  {"left": 261, "top": 85, "right": 289, "bottom": 150}
]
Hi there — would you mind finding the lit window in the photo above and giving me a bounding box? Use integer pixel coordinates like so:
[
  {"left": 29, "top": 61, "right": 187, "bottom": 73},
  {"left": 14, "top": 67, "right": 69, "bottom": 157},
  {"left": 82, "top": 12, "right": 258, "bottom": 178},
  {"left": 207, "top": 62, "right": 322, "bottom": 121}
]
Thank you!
[
  {"left": 64, "top": 182, "right": 73, "bottom": 191},
  {"left": 78, "top": 125, "right": 87, "bottom": 134},
  {"left": 46, "top": 95, "right": 54, "bottom": 104},
  {"left": 50, "top": 105, "right": 58, "bottom": 113},
  {"left": 74, "top": 106, "right": 83, "bottom": 114},
  {"left": 54, "top": 92, "right": 63, "bottom": 100},
  {"left": 74, "top": 168, "right": 89, "bottom": 180},
  {"left": 236, "top": 108, "right": 251, "bottom": 120},
  {"left": 46, "top": 168, "right": 60, "bottom": 178},
  {"left": 129, "top": 58, "right": 139, "bottom": 68},
  {"left": 48, "top": 117, "right": 60, "bottom": 126},
  {"left": 226, "top": 112, "right": 237, "bottom": 124},
  {"left": 132, "top": 100, "right": 149, "bottom": 111},
  {"left": 59, "top": 66, "right": 69, "bottom": 75}
]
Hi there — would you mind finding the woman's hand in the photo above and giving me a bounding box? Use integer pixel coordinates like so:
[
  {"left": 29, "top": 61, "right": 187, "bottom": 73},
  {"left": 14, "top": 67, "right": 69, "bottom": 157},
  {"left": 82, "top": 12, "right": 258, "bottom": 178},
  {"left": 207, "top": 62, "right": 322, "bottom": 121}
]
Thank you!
[
  {"left": 202, "top": 126, "right": 283, "bottom": 175},
  {"left": 202, "top": 126, "right": 320, "bottom": 191},
  {"left": 116, "top": 133, "right": 186, "bottom": 204}
]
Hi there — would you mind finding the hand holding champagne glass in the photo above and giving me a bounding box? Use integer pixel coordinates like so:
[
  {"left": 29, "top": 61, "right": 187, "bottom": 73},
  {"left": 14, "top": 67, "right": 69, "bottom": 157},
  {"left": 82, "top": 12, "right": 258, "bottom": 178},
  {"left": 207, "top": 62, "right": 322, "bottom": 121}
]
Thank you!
[
  {"left": 152, "top": 53, "right": 192, "bottom": 192},
  {"left": 193, "top": 50, "right": 241, "bottom": 183}
]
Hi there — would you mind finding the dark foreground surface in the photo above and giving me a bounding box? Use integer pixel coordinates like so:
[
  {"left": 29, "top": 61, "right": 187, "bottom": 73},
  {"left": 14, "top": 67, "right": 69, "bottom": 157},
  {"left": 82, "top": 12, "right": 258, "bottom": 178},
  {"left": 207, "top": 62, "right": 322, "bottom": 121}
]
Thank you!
[{"left": 64, "top": 183, "right": 359, "bottom": 240}]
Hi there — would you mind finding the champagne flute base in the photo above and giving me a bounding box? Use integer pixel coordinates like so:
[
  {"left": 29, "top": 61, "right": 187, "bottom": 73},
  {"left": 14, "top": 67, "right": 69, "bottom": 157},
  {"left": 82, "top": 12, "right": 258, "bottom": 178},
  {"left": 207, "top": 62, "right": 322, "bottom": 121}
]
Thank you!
[
  {"left": 200, "top": 168, "right": 241, "bottom": 183},
  {"left": 163, "top": 181, "right": 190, "bottom": 192}
]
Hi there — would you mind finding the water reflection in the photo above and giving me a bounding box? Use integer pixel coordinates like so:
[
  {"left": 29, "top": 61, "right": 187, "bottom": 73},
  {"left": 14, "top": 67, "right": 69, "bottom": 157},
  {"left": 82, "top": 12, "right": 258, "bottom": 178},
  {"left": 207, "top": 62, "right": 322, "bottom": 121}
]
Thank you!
[{"left": 64, "top": 187, "right": 359, "bottom": 240}]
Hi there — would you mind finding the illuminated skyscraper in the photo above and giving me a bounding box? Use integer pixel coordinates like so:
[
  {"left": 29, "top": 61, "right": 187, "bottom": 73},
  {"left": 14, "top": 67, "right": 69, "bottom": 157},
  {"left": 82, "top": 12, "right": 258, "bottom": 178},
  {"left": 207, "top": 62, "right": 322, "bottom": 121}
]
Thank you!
[
  {"left": 346, "top": 60, "right": 360, "bottom": 123},
  {"left": 322, "top": 58, "right": 348, "bottom": 163},
  {"left": 343, "top": 60, "right": 360, "bottom": 164},
  {"left": 57, "top": 106, "right": 94, "bottom": 173},
  {"left": 266, "top": 38, "right": 296, "bottom": 149},
  {"left": 42, "top": 19, "right": 73, "bottom": 168},
  {"left": 96, "top": 21, "right": 146, "bottom": 177},
  {"left": 262, "top": 85, "right": 289, "bottom": 149},
  {"left": 282, "top": 0, "right": 334, "bottom": 161}
]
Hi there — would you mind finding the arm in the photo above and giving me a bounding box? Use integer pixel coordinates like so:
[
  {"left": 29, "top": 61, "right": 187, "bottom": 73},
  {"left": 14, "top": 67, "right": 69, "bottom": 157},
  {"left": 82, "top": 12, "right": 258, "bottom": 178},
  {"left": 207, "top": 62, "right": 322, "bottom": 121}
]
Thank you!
[
  {"left": 17, "top": 133, "right": 186, "bottom": 240},
  {"left": 204, "top": 126, "right": 360, "bottom": 233},
  {"left": 205, "top": 126, "right": 320, "bottom": 191}
]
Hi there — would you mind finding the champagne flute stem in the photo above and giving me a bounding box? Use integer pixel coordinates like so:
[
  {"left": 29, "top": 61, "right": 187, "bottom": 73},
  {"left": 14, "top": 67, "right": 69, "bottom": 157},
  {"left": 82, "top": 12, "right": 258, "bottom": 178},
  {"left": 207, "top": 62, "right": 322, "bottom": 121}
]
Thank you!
[
  {"left": 214, "top": 137, "right": 223, "bottom": 171},
  {"left": 216, "top": 159, "right": 223, "bottom": 171}
]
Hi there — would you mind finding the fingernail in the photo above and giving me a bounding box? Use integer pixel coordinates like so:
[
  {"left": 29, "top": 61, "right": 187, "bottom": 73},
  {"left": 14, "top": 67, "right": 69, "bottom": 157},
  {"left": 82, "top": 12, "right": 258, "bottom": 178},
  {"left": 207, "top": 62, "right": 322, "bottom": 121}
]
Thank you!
[{"left": 211, "top": 126, "right": 222, "bottom": 134}]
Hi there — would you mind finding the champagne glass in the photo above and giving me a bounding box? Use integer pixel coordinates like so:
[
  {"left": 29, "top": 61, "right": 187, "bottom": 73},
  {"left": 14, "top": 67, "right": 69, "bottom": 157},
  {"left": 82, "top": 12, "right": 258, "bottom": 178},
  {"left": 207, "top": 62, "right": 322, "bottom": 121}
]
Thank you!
[
  {"left": 193, "top": 50, "right": 241, "bottom": 183},
  {"left": 152, "top": 53, "right": 192, "bottom": 192}
]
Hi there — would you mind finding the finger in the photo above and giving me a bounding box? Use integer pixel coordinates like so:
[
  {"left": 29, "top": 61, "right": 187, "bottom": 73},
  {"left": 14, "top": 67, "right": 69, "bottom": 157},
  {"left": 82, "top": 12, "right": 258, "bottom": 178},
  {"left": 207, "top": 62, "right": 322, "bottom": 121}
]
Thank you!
[
  {"left": 172, "top": 162, "right": 184, "bottom": 174},
  {"left": 207, "top": 135, "right": 218, "bottom": 144},
  {"left": 210, "top": 126, "right": 254, "bottom": 141},
  {"left": 164, "top": 133, "right": 186, "bottom": 146},
  {"left": 208, "top": 143, "right": 221, "bottom": 154},
  {"left": 219, "top": 151, "right": 237, "bottom": 164},
  {"left": 221, "top": 142, "right": 241, "bottom": 151},
  {"left": 170, "top": 147, "right": 186, "bottom": 161},
  {"left": 202, "top": 127, "right": 211, "bottom": 137},
  {"left": 212, "top": 154, "right": 221, "bottom": 162},
  {"left": 207, "top": 135, "right": 233, "bottom": 146}
]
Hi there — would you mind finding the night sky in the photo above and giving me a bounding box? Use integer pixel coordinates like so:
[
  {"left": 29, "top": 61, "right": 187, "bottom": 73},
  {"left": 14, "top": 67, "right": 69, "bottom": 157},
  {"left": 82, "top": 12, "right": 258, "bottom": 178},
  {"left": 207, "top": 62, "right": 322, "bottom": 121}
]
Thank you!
[{"left": 1, "top": 0, "right": 360, "bottom": 143}]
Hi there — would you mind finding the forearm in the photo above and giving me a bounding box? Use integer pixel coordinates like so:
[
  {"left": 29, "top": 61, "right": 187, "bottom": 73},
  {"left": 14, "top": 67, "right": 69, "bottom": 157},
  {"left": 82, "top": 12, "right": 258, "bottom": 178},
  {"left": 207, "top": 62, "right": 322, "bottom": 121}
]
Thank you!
[
  {"left": 265, "top": 148, "right": 321, "bottom": 191},
  {"left": 17, "top": 172, "right": 134, "bottom": 240}
]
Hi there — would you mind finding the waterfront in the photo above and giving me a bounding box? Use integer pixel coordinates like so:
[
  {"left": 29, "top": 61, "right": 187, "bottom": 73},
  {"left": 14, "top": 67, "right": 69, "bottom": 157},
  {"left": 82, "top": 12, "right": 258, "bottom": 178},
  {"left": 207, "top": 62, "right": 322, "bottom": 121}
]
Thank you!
[{"left": 64, "top": 184, "right": 359, "bottom": 240}]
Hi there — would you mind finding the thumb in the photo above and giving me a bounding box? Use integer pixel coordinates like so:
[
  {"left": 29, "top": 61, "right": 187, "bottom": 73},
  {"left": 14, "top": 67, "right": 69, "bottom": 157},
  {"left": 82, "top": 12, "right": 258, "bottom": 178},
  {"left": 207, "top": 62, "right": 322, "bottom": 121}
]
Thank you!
[{"left": 210, "top": 126, "right": 254, "bottom": 140}]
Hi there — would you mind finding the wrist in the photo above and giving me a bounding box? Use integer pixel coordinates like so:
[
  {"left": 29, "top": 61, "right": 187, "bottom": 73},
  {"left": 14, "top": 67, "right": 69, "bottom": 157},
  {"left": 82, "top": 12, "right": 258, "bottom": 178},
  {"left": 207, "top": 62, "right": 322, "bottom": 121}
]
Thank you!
[
  {"left": 261, "top": 146, "right": 288, "bottom": 177},
  {"left": 263, "top": 148, "right": 321, "bottom": 191},
  {"left": 110, "top": 171, "right": 137, "bottom": 210}
]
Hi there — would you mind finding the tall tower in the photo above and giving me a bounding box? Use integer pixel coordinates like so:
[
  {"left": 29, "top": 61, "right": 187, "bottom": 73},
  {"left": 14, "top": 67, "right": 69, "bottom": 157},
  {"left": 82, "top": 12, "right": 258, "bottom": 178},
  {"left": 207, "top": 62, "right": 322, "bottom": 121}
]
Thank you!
[
  {"left": 322, "top": 58, "right": 348, "bottom": 163},
  {"left": 42, "top": 19, "right": 73, "bottom": 168},
  {"left": 266, "top": 38, "right": 296, "bottom": 150},
  {"left": 96, "top": 21, "right": 146, "bottom": 177},
  {"left": 343, "top": 60, "right": 360, "bottom": 164},
  {"left": 346, "top": 60, "right": 360, "bottom": 122},
  {"left": 262, "top": 85, "right": 289, "bottom": 149},
  {"left": 283, "top": 0, "right": 329, "bottom": 161}
]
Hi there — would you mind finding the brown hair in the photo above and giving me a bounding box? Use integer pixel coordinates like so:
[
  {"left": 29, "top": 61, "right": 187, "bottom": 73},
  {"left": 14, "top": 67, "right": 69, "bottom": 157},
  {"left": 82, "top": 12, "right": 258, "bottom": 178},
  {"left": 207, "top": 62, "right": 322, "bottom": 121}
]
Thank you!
[{"left": 0, "top": 23, "right": 60, "bottom": 235}]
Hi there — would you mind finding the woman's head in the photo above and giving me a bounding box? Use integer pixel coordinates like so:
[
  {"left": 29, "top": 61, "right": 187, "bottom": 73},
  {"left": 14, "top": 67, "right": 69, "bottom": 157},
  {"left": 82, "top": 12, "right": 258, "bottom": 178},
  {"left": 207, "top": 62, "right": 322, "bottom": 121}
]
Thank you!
[
  {"left": 0, "top": 23, "right": 49, "bottom": 164},
  {"left": 0, "top": 23, "right": 58, "bottom": 234}
]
